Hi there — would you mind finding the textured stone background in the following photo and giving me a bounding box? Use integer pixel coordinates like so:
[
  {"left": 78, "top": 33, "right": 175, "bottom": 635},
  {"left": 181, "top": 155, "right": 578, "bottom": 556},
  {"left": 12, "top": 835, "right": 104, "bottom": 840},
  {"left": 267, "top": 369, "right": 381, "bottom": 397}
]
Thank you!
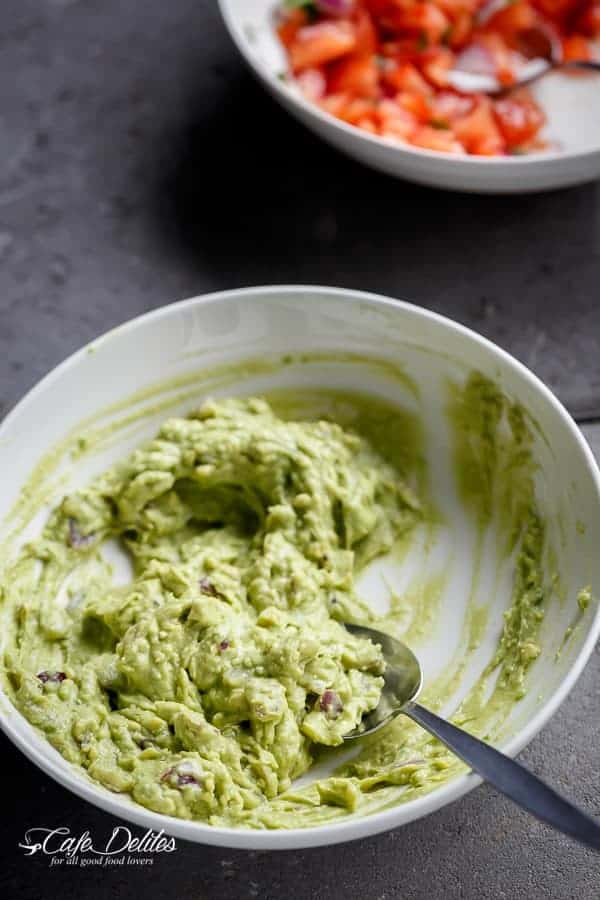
[{"left": 0, "top": 1, "right": 599, "bottom": 897}]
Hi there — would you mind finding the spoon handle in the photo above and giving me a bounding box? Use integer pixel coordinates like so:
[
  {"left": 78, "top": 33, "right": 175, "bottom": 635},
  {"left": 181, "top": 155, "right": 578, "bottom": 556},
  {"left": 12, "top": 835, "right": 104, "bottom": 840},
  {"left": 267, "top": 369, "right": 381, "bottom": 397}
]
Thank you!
[
  {"left": 564, "top": 60, "right": 600, "bottom": 73},
  {"left": 405, "top": 701, "right": 600, "bottom": 851}
]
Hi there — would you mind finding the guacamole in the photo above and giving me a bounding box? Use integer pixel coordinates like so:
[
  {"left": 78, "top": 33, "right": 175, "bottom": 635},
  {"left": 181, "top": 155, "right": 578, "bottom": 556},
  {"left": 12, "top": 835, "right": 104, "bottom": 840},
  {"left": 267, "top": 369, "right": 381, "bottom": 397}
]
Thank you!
[
  {"left": 2, "top": 397, "right": 423, "bottom": 822},
  {"left": 0, "top": 373, "right": 554, "bottom": 829}
]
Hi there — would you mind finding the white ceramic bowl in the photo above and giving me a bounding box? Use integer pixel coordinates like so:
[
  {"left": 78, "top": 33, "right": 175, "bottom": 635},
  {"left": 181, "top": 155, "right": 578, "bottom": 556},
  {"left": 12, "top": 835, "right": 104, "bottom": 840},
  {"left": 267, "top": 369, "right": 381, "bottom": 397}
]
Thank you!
[
  {"left": 1, "top": 286, "right": 599, "bottom": 849},
  {"left": 218, "top": 0, "right": 600, "bottom": 193}
]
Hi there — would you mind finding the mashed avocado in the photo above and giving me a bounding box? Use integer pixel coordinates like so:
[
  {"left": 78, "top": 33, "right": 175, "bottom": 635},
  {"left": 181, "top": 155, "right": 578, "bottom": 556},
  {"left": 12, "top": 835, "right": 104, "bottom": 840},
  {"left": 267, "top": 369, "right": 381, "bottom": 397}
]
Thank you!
[
  {"left": 0, "top": 373, "right": 556, "bottom": 829},
  {"left": 2, "top": 397, "right": 421, "bottom": 823}
]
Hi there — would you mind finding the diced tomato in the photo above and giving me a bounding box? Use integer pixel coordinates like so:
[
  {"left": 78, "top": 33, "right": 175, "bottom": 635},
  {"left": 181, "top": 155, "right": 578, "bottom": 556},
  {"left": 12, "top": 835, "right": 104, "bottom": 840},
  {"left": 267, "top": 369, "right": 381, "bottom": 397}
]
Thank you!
[
  {"left": 357, "top": 115, "right": 378, "bottom": 132},
  {"left": 421, "top": 47, "right": 455, "bottom": 86},
  {"left": 410, "top": 125, "right": 466, "bottom": 152},
  {"left": 575, "top": 2, "right": 600, "bottom": 36},
  {"left": 340, "top": 97, "right": 378, "bottom": 123},
  {"left": 379, "top": 37, "right": 431, "bottom": 59},
  {"left": 446, "top": 11, "right": 475, "bottom": 49},
  {"left": 561, "top": 33, "right": 592, "bottom": 61},
  {"left": 289, "top": 21, "right": 357, "bottom": 71},
  {"left": 328, "top": 55, "right": 380, "bottom": 96},
  {"left": 397, "top": 90, "right": 432, "bottom": 120},
  {"left": 472, "top": 133, "right": 507, "bottom": 155},
  {"left": 493, "top": 93, "right": 546, "bottom": 146},
  {"left": 435, "top": 0, "right": 481, "bottom": 18},
  {"left": 320, "top": 93, "right": 377, "bottom": 125},
  {"left": 452, "top": 97, "right": 506, "bottom": 154},
  {"left": 484, "top": 1, "right": 539, "bottom": 38},
  {"left": 319, "top": 91, "right": 354, "bottom": 117},
  {"left": 382, "top": 61, "right": 434, "bottom": 94},
  {"left": 376, "top": 98, "right": 420, "bottom": 140},
  {"left": 387, "top": 2, "right": 451, "bottom": 44},
  {"left": 354, "top": 8, "right": 379, "bottom": 54},
  {"left": 363, "top": 0, "right": 395, "bottom": 17},
  {"left": 532, "top": 0, "right": 574, "bottom": 18},
  {"left": 277, "top": 9, "right": 308, "bottom": 49}
]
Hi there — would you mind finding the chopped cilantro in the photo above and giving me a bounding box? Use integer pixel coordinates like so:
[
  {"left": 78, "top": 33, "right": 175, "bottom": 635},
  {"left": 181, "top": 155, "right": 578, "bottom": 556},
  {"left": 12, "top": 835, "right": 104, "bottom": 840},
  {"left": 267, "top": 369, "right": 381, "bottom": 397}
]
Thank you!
[
  {"left": 441, "top": 25, "right": 453, "bottom": 46},
  {"left": 374, "top": 53, "right": 394, "bottom": 71},
  {"left": 283, "top": 0, "right": 318, "bottom": 19}
]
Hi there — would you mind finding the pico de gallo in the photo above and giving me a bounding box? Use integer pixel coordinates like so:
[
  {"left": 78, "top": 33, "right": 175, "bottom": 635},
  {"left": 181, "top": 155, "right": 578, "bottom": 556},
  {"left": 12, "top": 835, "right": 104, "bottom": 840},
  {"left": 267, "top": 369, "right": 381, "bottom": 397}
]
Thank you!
[{"left": 276, "top": 0, "right": 600, "bottom": 155}]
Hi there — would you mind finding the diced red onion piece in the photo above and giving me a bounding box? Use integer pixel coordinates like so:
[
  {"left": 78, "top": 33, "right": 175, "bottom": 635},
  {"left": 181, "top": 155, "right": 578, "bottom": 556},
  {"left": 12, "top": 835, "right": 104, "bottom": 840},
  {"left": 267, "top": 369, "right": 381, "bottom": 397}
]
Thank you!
[
  {"left": 37, "top": 671, "right": 67, "bottom": 684},
  {"left": 316, "top": 0, "right": 355, "bottom": 16},
  {"left": 176, "top": 773, "right": 199, "bottom": 786},
  {"left": 431, "top": 91, "right": 474, "bottom": 120},
  {"left": 455, "top": 44, "right": 497, "bottom": 76},
  {"left": 160, "top": 765, "right": 201, "bottom": 788},
  {"left": 319, "top": 689, "right": 344, "bottom": 718},
  {"left": 68, "top": 518, "right": 96, "bottom": 550},
  {"left": 199, "top": 577, "right": 218, "bottom": 597}
]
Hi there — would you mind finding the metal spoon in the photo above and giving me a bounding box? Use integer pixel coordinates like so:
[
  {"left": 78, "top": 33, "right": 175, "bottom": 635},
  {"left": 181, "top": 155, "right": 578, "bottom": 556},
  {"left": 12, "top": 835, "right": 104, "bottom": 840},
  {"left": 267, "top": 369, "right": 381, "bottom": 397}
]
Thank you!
[
  {"left": 344, "top": 623, "right": 600, "bottom": 851},
  {"left": 445, "top": 24, "right": 600, "bottom": 95}
]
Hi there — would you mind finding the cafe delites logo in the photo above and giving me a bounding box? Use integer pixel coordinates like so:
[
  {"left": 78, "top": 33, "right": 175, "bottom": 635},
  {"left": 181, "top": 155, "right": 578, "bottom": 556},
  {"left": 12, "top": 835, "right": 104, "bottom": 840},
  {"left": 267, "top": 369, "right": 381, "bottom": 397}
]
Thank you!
[{"left": 18, "top": 826, "right": 177, "bottom": 868}]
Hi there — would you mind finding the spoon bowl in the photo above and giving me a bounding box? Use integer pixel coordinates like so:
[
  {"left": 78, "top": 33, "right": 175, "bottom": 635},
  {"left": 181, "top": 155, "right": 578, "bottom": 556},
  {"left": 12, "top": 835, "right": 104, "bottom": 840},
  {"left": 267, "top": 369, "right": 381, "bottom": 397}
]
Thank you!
[
  {"left": 344, "top": 622, "right": 600, "bottom": 852},
  {"left": 447, "top": 56, "right": 600, "bottom": 95},
  {"left": 446, "top": 22, "right": 600, "bottom": 95},
  {"left": 343, "top": 624, "right": 423, "bottom": 738}
]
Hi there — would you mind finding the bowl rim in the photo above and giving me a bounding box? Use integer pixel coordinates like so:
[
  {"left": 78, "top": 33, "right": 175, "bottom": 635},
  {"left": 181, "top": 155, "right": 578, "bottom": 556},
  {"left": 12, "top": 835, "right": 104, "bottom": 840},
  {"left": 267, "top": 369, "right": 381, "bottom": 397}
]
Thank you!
[
  {"left": 217, "top": 0, "right": 600, "bottom": 167},
  {"left": 1, "top": 284, "right": 600, "bottom": 850}
]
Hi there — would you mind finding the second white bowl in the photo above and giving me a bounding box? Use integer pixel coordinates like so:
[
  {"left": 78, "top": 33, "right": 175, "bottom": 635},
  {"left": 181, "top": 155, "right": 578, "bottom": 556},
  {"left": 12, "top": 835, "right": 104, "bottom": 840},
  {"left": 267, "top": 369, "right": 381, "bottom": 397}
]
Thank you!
[{"left": 219, "top": 0, "right": 600, "bottom": 193}]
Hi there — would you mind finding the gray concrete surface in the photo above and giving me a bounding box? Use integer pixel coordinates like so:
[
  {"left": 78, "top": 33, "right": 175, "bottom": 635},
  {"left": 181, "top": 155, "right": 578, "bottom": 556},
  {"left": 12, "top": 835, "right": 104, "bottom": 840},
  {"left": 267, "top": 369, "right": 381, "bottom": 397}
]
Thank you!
[{"left": 1, "top": 1, "right": 599, "bottom": 898}]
